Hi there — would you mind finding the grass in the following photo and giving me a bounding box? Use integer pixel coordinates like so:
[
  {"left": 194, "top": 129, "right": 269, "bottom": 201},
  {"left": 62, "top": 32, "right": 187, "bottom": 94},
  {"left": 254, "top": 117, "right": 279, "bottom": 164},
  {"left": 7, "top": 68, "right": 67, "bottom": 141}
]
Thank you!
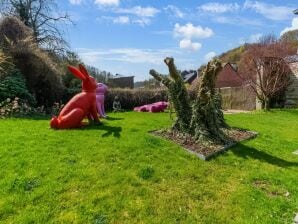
[{"left": 0, "top": 110, "right": 297, "bottom": 223}]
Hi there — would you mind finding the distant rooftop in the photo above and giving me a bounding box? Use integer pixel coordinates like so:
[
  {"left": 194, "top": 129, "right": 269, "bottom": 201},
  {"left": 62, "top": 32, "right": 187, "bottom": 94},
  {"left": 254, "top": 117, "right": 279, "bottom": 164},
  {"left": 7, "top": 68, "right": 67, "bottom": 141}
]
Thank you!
[
  {"left": 230, "top": 63, "right": 238, "bottom": 71},
  {"left": 284, "top": 55, "right": 298, "bottom": 63},
  {"left": 181, "top": 70, "right": 198, "bottom": 84},
  {"left": 294, "top": 9, "right": 298, "bottom": 14}
]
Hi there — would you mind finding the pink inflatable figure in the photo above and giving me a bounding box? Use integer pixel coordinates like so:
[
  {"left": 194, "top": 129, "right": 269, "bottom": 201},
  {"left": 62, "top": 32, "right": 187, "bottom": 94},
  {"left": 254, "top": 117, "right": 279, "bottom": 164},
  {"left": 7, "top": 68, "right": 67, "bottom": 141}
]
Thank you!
[
  {"left": 96, "top": 83, "right": 108, "bottom": 118},
  {"left": 134, "top": 101, "right": 168, "bottom": 113}
]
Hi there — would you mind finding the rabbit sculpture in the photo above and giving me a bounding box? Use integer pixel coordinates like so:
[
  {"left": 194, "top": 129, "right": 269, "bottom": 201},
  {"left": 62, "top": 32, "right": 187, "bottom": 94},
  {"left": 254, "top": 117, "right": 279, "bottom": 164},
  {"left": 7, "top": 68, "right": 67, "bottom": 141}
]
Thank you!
[
  {"left": 50, "top": 64, "right": 100, "bottom": 129},
  {"left": 96, "top": 83, "right": 108, "bottom": 118}
]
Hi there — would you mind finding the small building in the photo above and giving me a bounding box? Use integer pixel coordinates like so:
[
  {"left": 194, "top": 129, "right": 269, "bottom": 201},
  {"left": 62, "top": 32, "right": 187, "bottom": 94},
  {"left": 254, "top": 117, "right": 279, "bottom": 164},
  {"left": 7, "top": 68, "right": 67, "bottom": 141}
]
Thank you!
[
  {"left": 191, "top": 62, "right": 256, "bottom": 111},
  {"left": 191, "top": 62, "right": 245, "bottom": 89},
  {"left": 108, "top": 75, "right": 134, "bottom": 89}
]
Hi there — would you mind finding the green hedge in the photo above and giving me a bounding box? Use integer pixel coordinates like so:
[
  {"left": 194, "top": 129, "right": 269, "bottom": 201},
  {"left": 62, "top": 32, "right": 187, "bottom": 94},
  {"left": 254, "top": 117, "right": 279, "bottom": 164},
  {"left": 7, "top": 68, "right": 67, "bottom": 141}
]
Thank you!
[
  {"left": 105, "top": 88, "right": 168, "bottom": 110},
  {"left": 0, "top": 69, "right": 35, "bottom": 105}
]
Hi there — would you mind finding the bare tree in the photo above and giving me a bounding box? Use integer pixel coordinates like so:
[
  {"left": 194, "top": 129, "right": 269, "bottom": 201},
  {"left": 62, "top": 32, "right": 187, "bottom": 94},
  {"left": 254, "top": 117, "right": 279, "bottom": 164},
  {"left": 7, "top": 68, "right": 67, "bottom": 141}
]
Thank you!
[
  {"left": 239, "top": 35, "right": 293, "bottom": 110},
  {"left": 0, "top": 0, "right": 71, "bottom": 54}
]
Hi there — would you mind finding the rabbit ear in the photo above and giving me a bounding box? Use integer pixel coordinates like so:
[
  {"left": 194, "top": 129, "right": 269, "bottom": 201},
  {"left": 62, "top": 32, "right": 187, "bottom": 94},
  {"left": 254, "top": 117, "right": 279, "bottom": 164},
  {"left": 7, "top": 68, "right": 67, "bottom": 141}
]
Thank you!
[
  {"left": 68, "top": 66, "right": 86, "bottom": 80},
  {"left": 79, "top": 64, "right": 89, "bottom": 77}
]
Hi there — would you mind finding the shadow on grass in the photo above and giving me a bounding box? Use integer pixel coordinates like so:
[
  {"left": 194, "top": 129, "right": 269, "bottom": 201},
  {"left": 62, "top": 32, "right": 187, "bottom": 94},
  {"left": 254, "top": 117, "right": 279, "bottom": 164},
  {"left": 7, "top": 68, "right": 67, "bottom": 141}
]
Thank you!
[
  {"left": 83, "top": 124, "right": 122, "bottom": 138},
  {"left": 8, "top": 115, "right": 51, "bottom": 120},
  {"left": 231, "top": 143, "right": 298, "bottom": 168},
  {"left": 105, "top": 116, "right": 124, "bottom": 121}
]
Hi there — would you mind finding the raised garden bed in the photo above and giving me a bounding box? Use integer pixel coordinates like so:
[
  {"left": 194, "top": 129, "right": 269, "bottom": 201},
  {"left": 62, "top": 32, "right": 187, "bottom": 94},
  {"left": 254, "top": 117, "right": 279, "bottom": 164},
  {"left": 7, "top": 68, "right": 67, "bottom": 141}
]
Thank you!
[{"left": 151, "top": 128, "right": 258, "bottom": 160}]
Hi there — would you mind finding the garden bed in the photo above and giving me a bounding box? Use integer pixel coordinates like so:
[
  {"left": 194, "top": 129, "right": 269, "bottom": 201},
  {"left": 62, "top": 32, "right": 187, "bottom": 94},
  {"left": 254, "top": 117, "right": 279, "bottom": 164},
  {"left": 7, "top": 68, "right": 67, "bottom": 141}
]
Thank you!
[{"left": 151, "top": 128, "right": 258, "bottom": 160}]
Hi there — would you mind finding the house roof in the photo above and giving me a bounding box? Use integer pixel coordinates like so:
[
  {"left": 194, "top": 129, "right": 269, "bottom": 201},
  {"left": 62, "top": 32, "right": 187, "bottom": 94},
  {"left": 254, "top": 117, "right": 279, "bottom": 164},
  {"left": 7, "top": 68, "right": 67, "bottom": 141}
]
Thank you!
[
  {"left": 284, "top": 55, "right": 298, "bottom": 63},
  {"left": 110, "top": 75, "right": 134, "bottom": 80},
  {"left": 181, "top": 70, "right": 198, "bottom": 84},
  {"left": 230, "top": 63, "right": 238, "bottom": 71},
  {"left": 184, "top": 72, "right": 197, "bottom": 83},
  {"left": 223, "top": 62, "right": 238, "bottom": 72}
]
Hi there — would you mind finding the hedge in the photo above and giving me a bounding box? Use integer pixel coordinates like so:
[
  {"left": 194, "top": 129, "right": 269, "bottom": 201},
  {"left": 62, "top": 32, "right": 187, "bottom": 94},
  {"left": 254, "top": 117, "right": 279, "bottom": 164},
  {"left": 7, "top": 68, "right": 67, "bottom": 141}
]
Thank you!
[{"left": 105, "top": 88, "right": 168, "bottom": 110}]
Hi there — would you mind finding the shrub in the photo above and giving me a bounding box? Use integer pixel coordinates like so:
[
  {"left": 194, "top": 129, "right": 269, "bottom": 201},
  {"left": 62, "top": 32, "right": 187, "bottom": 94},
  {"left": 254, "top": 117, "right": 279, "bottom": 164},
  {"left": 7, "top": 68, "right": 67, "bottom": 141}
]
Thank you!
[
  {"left": 0, "top": 50, "right": 11, "bottom": 73},
  {"left": 0, "top": 97, "right": 41, "bottom": 118},
  {"left": 105, "top": 88, "right": 168, "bottom": 110},
  {"left": 0, "top": 17, "right": 65, "bottom": 108},
  {"left": 0, "top": 69, "right": 35, "bottom": 105}
]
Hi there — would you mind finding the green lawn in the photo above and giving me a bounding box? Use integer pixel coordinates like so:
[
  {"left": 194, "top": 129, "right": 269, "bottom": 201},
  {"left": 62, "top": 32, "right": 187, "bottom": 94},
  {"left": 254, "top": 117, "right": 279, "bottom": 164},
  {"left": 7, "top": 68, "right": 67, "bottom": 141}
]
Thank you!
[{"left": 0, "top": 110, "right": 297, "bottom": 223}]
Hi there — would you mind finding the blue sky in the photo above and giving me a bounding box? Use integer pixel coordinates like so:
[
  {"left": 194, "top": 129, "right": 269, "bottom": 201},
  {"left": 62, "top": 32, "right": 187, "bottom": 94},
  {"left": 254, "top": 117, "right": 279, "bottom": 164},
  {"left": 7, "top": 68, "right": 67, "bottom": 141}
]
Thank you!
[{"left": 59, "top": 0, "right": 298, "bottom": 81}]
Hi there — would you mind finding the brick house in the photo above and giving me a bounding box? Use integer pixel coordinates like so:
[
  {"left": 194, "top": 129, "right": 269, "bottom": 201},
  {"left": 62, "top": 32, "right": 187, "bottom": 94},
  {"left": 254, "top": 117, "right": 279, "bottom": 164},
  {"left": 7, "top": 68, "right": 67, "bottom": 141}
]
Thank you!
[
  {"left": 191, "top": 62, "right": 245, "bottom": 88},
  {"left": 215, "top": 62, "right": 244, "bottom": 88},
  {"left": 191, "top": 62, "right": 256, "bottom": 110}
]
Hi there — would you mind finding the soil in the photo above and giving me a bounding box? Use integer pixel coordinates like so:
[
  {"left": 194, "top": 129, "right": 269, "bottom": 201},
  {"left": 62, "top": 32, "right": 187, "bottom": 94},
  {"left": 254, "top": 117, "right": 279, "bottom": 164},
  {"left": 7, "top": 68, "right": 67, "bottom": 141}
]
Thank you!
[{"left": 151, "top": 128, "right": 257, "bottom": 160}]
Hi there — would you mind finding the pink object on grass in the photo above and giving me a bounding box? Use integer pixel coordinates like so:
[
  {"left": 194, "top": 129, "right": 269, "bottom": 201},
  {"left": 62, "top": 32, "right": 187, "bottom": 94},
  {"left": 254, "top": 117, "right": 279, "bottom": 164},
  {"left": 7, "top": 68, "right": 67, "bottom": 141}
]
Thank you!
[
  {"left": 134, "top": 101, "right": 168, "bottom": 113},
  {"left": 96, "top": 83, "right": 108, "bottom": 118}
]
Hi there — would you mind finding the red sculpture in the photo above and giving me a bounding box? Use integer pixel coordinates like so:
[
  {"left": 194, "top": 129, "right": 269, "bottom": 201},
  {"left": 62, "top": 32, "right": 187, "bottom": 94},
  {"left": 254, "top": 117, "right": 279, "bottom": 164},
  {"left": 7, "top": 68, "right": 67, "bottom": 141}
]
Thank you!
[{"left": 50, "top": 64, "right": 100, "bottom": 129}]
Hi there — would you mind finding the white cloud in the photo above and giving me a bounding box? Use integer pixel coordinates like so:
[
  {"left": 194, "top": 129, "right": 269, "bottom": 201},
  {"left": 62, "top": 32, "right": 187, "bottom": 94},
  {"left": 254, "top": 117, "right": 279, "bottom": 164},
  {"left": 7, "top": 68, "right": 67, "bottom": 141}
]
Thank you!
[
  {"left": 98, "top": 16, "right": 152, "bottom": 26},
  {"left": 114, "top": 6, "right": 160, "bottom": 17},
  {"left": 94, "top": 0, "right": 119, "bottom": 7},
  {"left": 204, "top": 52, "right": 216, "bottom": 61},
  {"left": 212, "top": 16, "right": 263, "bottom": 26},
  {"left": 179, "top": 39, "right": 202, "bottom": 51},
  {"left": 239, "top": 33, "right": 263, "bottom": 44},
  {"left": 107, "top": 6, "right": 159, "bottom": 26},
  {"left": 249, "top": 33, "right": 262, "bottom": 42},
  {"left": 164, "top": 5, "right": 184, "bottom": 18},
  {"left": 244, "top": 1, "right": 293, "bottom": 21},
  {"left": 199, "top": 2, "right": 240, "bottom": 13},
  {"left": 133, "top": 18, "right": 151, "bottom": 27},
  {"left": 113, "top": 16, "right": 130, "bottom": 24},
  {"left": 174, "top": 23, "right": 214, "bottom": 39},
  {"left": 69, "top": 0, "right": 83, "bottom": 5},
  {"left": 280, "top": 18, "right": 298, "bottom": 36},
  {"left": 77, "top": 48, "right": 182, "bottom": 65}
]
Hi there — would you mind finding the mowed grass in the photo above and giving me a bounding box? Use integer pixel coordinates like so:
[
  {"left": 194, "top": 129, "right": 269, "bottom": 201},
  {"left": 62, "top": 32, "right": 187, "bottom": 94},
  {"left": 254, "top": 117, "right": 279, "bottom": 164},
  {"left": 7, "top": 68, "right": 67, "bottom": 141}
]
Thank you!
[{"left": 0, "top": 110, "right": 297, "bottom": 224}]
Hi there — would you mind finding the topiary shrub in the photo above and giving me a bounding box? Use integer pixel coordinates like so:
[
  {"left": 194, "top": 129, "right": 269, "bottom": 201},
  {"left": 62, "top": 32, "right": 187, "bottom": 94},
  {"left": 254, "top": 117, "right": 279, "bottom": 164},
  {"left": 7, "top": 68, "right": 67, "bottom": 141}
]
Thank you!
[
  {"left": 150, "top": 57, "right": 192, "bottom": 133},
  {"left": 150, "top": 58, "right": 230, "bottom": 144}
]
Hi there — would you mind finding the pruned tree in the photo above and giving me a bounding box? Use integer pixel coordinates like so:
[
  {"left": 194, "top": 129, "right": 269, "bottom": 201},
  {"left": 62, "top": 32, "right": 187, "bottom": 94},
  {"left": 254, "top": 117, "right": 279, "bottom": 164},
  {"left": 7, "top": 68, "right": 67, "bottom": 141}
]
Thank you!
[
  {"left": 0, "top": 0, "right": 71, "bottom": 54},
  {"left": 150, "top": 57, "right": 229, "bottom": 145},
  {"left": 150, "top": 57, "right": 192, "bottom": 133},
  {"left": 239, "top": 35, "right": 292, "bottom": 110},
  {"left": 190, "top": 59, "right": 228, "bottom": 144}
]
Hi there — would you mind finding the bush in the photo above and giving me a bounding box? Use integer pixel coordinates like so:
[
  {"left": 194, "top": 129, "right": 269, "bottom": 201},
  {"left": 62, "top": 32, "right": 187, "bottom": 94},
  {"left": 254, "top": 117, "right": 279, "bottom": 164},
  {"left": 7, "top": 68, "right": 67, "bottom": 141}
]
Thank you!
[
  {"left": 0, "top": 69, "right": 35, "bottom": 104},
  {"left": 0, "top": 97, "right": 44, "bottom": 118},
  {"left": 0, "top": 17, "right": 65, "bottom": 108},
  {"left": 105, "top": 88, "right": 168, "bottom": 110}
]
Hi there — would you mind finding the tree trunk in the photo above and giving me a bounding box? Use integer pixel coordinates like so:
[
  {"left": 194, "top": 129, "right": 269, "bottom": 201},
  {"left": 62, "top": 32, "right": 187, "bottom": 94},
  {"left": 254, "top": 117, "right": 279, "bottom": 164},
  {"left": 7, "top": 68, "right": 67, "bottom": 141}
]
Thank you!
[
  {"left": 190, "top": 59, "right": 229, "bottom": 144},
  {"left": 264, "top": 97, "right": 270, "bottom": 111},
  {"left": 150, "top": 58, "right": 192, "bottom": 133}
]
